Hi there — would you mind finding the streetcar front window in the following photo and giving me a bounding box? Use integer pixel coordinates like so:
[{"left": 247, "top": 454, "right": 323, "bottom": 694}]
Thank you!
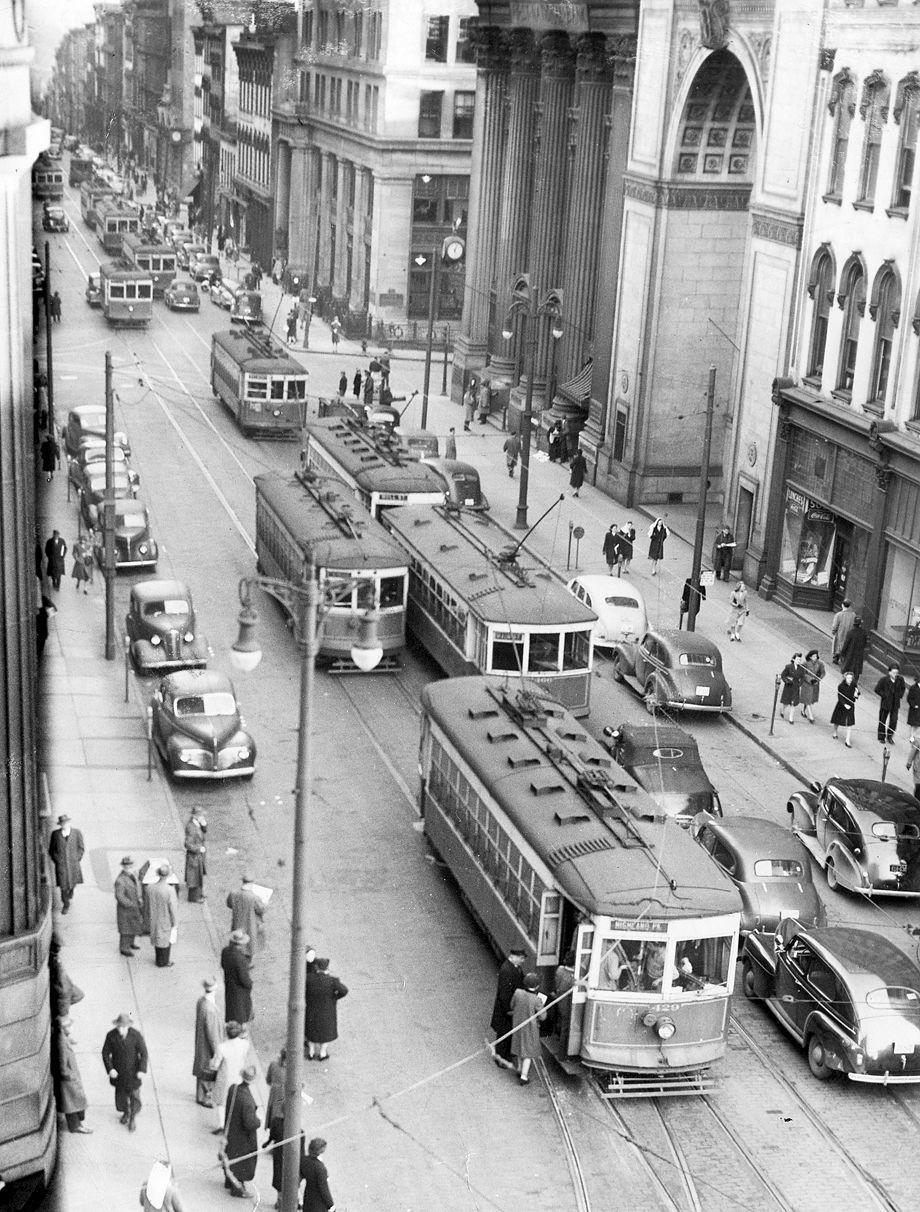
[
  {"left": 528, "top": 632, "right": 561, "bottom": 673},
  {"left": 288, "top": 379, "right": 307, "bottom": 401},
  {"left": 491, "top": 634, "right": 524, "bottom": 673},
  {"left": 674, "top": 936, "right": 733, "bottom": 992},
  {"left": 562, "top": 630, "right": 591, "bottom": 671},
  {"left": 139, "top": 283, "right": 152, "bottom": 300},
  {"left": 598, "top": 938, "right": 667, "bottom": 993},
  {"left": 247, "top": 376, "right": 268, "bottom": 400},
  {"left": 270, "top": 379, "right": 285, "bottom": 400},
  {"left": 357, "top": 580, "right": 375, "bottom": 610},
  {"left": 380, "top": 575, "right": 405, "bottom": 609},
  {"left": 109, "top": 283, "right": 125, "bottom": 299}
]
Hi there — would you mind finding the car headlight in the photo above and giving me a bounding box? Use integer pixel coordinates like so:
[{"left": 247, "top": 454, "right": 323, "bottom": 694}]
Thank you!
[
  {"left": 138, "top": 544, "right": 148, "bottom": 555},
  {"left": 235, "top": 746, "right": 251, "bottom": 760},
  {"left": 178, "top": 748, "right": 197, "bottom": 762},
  {"left": 150, "top": 634, "right": 161, "bottom": 646}
]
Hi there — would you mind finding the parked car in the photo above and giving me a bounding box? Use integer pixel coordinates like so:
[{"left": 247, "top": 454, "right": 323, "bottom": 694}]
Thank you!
[
  {"left": 125, "top": 579, "right": 209, "bottom": 674},
  {"left": 230, "top": 289, "right": 262, "bottom": 324},
  {"left": 42, "top": 204, "right": 69, "bottom": 232},
  {"left": 189, "top": 251, "right": 222, "bottom": 282},
  {"left": 63, "top": 405, "right": 130, "bottom": 458},
  {"left": 164, "top": 223, "right": 191, "bottom": 248},
  {"left": 163, "top": 279, "right": 200, "bottom": 311},
  {"left": 78, "top": 466, "right": 136, "bottom": 530},
  {"left": 85, "top": 274, "right": 101, "bottom": 308},
  {"left": 149, "top": 669, "right": 256, "bottom": 780},
  {"left": 610, "top": 628, "right": 733, "bottom": 715},
  {"left": 566, "top": 575, "right": 647, "bottom": 650},
  {"left": 788, "top": 777, "right": 920, "bottom": 896},
  {"left": 742, "top": 919, "right": 920, "bottom": 1083},
  {"left": 92, "top": 498, "right": 158, "bottom": 571},
  {"left": 691, "top": 813, "right": 825, "bottom": 934},
  {"left": 177, "top": 241, "right": 205, "bottom": 270},
  {"left": 209, "top": 279, "right": 237, "bottom": 310},
  {"left": 68, "top": 440, "right": 138, "bottom": 497},
  {"left": 601, "top": 721, "right": 721, "bottom": 825}
]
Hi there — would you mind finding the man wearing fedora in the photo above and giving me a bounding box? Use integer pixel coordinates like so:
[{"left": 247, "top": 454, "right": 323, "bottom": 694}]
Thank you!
[
  {"left": 114, "top": 856, "right": 144, "bottom": 957},
  {"left": 193, "top": 975, "right": 224, "bottom": 1107},
  {"left": 226, "top": 873, "right": 265, "bottom": 958},
  {"left": 102, "top": 1011, "right": 148, "bottom": 1132},
  {"left": 221, "top": 1063, "right": 260, "bottom": 1199},
  {"left": 148, "top": 863, "right": 179, "bottom": 967},
  {"left": 221, "top": 930, "right": 254, "bottom": 1025},
  {"left": 48, "top": 814, "right": 85, "bottom": 914},
  {"left": 184, "top": 808, "right": 207, "bottom": 903}
]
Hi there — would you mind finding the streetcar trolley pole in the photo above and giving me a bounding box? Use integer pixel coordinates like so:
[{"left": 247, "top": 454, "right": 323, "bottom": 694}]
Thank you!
[{"left": 768, "top": 673, "right": 782, "bottom": 736}]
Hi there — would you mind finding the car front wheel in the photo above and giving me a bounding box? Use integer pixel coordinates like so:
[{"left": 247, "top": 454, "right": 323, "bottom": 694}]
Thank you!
[
  {"left": 611, "top": 653, "right": 625, "bottom": 683},
  {"left": 826, "top": 858, "right": 838, "bottom": 891},
  {"left": 741, "top": 960, "right": 759, "bottom": 1000},
  {"left": 807, "top": 1035, "right": 833, "bottom": 1081},
  {"left": 644, "top": 677, "right": 661, "bottom": 716}
]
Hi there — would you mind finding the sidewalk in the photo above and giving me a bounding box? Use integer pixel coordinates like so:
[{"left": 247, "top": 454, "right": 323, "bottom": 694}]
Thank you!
[{"left": 38, "top": 484, "right": 270, "bottom": 1211}]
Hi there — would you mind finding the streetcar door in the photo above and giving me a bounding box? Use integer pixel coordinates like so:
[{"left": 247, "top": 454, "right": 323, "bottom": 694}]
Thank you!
[
  {"left": 536, "top": 891, "right": 562, "bottom": 966},
  {"left": 566, "top": 922, "right": 594, "bottom": 1056}
]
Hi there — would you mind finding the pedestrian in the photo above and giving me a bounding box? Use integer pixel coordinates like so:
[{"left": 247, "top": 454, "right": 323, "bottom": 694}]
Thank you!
[
  {"left": 463, "top": 382, "right": 476, "bottom": 431},
  {"left": 331, "top": 314, "right": 342, "bottom": 348},
  {"left": 264, "top": 1046, "right": 286, "bottom": 1131},
  {"left": 48, "top": 814, "right": 84, "bottom": 914},
  {"left": 193, "top": 976, "right": 224, "bottom": 1108},
  {"left": 184, "top": 808, "right": 207, "bottom": 903},
  {"left": 618, "top": 522, "right": 636, "bottom": 574},
  {"left": 101, "top": 1012, "right": 148, "bottom": 1132},
  {"left": 712, "top": 525, "right": 735, "bottom": 581},
  {"left": 726, "top": 580, "right": 749, "bottom": 642},
  {"left": 875, "top": 665, "right": 907, "bottom": 745},
  {"left": 602, "top": 525, "right": 622, "bottom": 576},
  {"left": 907, "top": 744, "right": 920, "bottom": 799},
  {"left": 250, "top": 260, "right": 262, "bottom": 289},
  {"left": 680, "top": 577, "right": 706, "bottom": 625},
  {"left": 71, "top": 542, "right": 90, "bottom": 594},
  {"left": 647, "top": 518, "right": 669, "bottom": 574},
  {"left": 141, "top": 171, "right": 148, "bottom": 194},
  {"left": 271, "top": 256, "right": 283, "bottom": 285},
  {"left": 502, "top": 432, "right": 521, "bottom": 478},
  {"left": 221, "top": 1064, "right": 260, "bottom": 1200},
  {"left": 477, "top": 379, "right": 491, "bottom": 423},
  {"left": 353, "top": 369, "right": 362, "bottom": 398},
  {"left": 220, "top": 930, "right": 254, "bottom": 1025},
  {"left": 547, "top": 420, "right": 563, "bottom": 462},
  {"left": 226, "top": 873, "right": 265, "bottom": 958},
  {"left": 52, "top": 1016, "right": 92, "bottom": 1133},
  {"left": 40, "top": 431, "right": 59, "bottom": 481},
  {"left": 45, "top": 529, "right": 68, "bottom": 591},
  {"left": 338, "top": 371, "right": 348, "bottom": 397},
  {"left": 840, "top": 616, "right": 867, "bottom": 684},
  {"left": 779, "top": 653, "right": 805, "bottom": 724},
  {"left": 831, "top": 671, "right": 859, "bottom": 746},
  {"left": 907, "top": 674, "right": 920, "bottom": 742},
  {"left": 553, "top": 949, "right": 576, "bottom": 1045},
  {"left": 50, "top": 930, "right": 85, "bottom": 1019},
  {"left": 268, "top": 1118, "right": 303, "bottom": 1201},
  {"left": 140, "top": 1160, "right": 186, "bottom": 1212},
  {"left": 569, "top": 448, "right": 587, "bottom": 497},
  {"left": 211, "top": 1021, "right": 255, "bottom": 1133},
  {"left": 363, "top": 372, "right": 375, "bottom": 405},
  {"left": 799, "top": 648, "right": 827, "bottom": 723},
  {"left": 50, "top": 291, "right": 62, "bottom": 322},
  {"left": 831, "top": 598, "right": 855, "bottom": 664},
  {"left": 301, "top": 1137, "right": 336, "bottom": 1212},
  {"left": 74, "top": 536, "right": 94, "bottom": 585},
  {"left": 304, "top": 956, "right": 348, "bottom": 1061},
  {"left": 510, "top": 972, "right": 546, "bottom": 1085},
  {"left": 445, "top": 427, "right": 457, "bottom": 461},
  {"left": 114, "top": 855, "right": 143, "bottom": 956},
  {"left": 286, "top": 307, "right": 298, "bottom": 344},
  {"left": 490, "top": 947, "right": 525, "bottom": 1070},
  {"left": 148, "top": 862, "right": 178, "bottom": 967}
]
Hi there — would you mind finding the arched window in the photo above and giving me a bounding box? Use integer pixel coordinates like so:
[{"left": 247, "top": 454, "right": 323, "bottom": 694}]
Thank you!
[
  {"left": 806, "top": 247, "right": 835, "bottom": 379},
  {"left": 869, "top": 264, "right": 901, "bottom": 405},
  {"left": 836, "top": 258, "right": 866, "bottom": 393},
  {"left": 892, "top": 73, "right": 920, "bottom": 211},
  {"left": 857, "top": 70, "right": 890, "bottom": 207},
  {"left": 826, "top": 69, "right": 856, "bottom": 198}
]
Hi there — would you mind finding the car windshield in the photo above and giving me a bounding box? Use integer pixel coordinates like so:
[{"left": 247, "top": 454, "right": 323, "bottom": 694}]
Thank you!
[
  {"left": 143, "top": 599, "right": 188, "bottom": 617},
  {"left": 753, "top": 858, "right": 805, "bottom": 878},
  {"left": 118, "top": 511, "right": 147, "bottom": 528},
  {"left": 678, "top": 652, "right": 716, "bottom": 666},
  {"left": 872, "top": 821, "right": 920, "bottom": 841},
  {"left": 79, "top": 413, "right": 106, "bottom": 429},
  {"left": 199, "top": 256, "right": 219, "bottom": 267},
  {"left": 866, "top": 986, "right": 920, "bottom": 1011},
  {"left": 604, "top": 595, "right": 641, "bottom": 608},
  {"left": 174, "top": 692, "right": 236, "bottom": 717},
  {"left": 83, "top": 446, "right": 126, "bottom": 463}
]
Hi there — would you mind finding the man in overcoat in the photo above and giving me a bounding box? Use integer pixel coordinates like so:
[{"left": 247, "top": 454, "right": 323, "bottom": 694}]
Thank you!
[
  {"left": 48, "top": 814, "right": 84, "bottom": 913},
  {"left": 52, "top": 1016, "right": 91, "bottom": 1132},
  {"left": 221, "top": 930, "right": 254, "bottom": 1025},
  {"left": 875, "top": 665, "right": 907, "bottom": 744},
  {"left": 712, "top": 525, "right": 736, "bottom": 581},
  {"left": 114, "top": 855, "right": 143, "bottom": 956},
  {"left": 102, "top": 1012, "right": 148, "bottom": 1131},
  {"left": 831, "top": 598, "right": 855, "bottom": 665},
  {"left": 148, "top": 863, "right": 178, "bottom": 967},
  {"left": 184, "top": 809, "right": 207, "bottom": 903},
  {"left": 44, "top": 529, "right": 67, "bottom": 590},
  {"left": 193, "top": 975, "right": 224, "bottom": 1107},
  {"left": 304, "top": 956, "right": 348, "bottom": 1060},
  {"left": 489, "top": 947, "right": 525, "bottom": 1070},
  {"left": 226, "top": 874, "right": 265, "bottom": 958},
  {"left": 222, "top": 1064, "right": 260, "bottom": 1198}
]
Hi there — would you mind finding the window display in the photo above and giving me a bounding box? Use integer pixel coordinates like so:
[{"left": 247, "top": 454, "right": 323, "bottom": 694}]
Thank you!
[
  {"left": 879, "top": 545, "right": 920, "bottom": 652},
  {"left": 779, "top": 489, "right": 837, "bottom": 588}
]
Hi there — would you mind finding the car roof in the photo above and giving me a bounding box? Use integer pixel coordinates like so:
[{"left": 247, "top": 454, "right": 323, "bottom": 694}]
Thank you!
[
  {"left": 171, "top": 279, "right": 197, "bottom": 288},
  {"left": 826, "top": 778, "right": 920, "bottom": 823},
  {"left": 649, "top": 628, "right": 722, "bottom": 656},
  {"left": 132, "top": 579, "right": 190, "bottom": 602},
  {"left": 111, "top": 497, "right": 146, "bottom": 515},
  {"left": 607, "top": 722, "right": 699, "bottom": 762},
  {"left": 708, "top": 815, "right": 807, "bottom": 858},
  {"left": 806, "top": 927, "right": 920, "bottom": 987},
  {"left": 161, "top": 669, "right": 232, "bottom": 697},
  {"left": 570, "top": 575, "right": 645, "bottom": 603},
  {"left": 71, "top": 405, "right": 106, "bottom": 421}
]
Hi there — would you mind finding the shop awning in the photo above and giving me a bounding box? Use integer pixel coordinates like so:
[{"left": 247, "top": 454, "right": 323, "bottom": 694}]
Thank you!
[
  {"left": 557, "top": 359, "right": 593, "bottom": 407},
  {"left": 182, "top": 172, "right": 203, "bottom": 204}
]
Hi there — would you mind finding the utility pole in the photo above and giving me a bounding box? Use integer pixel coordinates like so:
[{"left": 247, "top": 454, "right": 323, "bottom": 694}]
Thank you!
[
  {"left": 419, "top": 249, "right": 438, "bottom": 430},
  {"left": 441, "top": 323, "right": 450, "bottom": 396},
  {"left": 514, "top": 318, "right": 539, "bottom": 530},
  {"left": 686, "top": 364, "right": 717, "bottom": 632},
  {"left": 104, "top": 351, "right": 116, "bottom": 660},
  {"left": 43, "top": 243, "right": 54, "bottom": 436}
]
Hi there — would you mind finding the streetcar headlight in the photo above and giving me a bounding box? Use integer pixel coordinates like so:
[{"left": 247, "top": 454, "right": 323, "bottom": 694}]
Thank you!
[
  {"left": 184, "top": 631, "right": 194, "bottom": 643},
  {"left": 656, "top": 1018, "right": 676, "bottom": 1041},
  {"left": 150, "top": 634, "right": 161, "bottom": 646}
]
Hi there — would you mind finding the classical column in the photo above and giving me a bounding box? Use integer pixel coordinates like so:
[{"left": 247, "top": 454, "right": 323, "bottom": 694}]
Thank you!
[
  {"left": 559, "top": 34, "right": 612, "bottom": 383},
  {"left": 350, "top": 167, "right": 367, "bottom": 308},
  {"left": 453, "top": 25, "right": 508, "bottom": 397},
  {"left": 274, "top": 138, "right": 291, "bottom": 252},
  {"left": 318, "top": 150, "right": 335, "bottom": 289},
  {"left": 288, "top": 142, "right": 314, "bottom": 267},
  {"left": 524, "top": 31, "right": 575, "bottom": 402},
  {"left": 489, "top": 28, "right": 540, "bottom": 381}
]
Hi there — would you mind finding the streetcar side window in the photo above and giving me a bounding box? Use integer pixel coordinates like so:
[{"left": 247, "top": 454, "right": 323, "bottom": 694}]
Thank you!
[
  {"left": 491, "top": 634, "right": 524, "bottom": 673},
  {"left": 674, "top": 936, "right": 732, "bottom": 992},
  {"left": 528, "top": 632, "right": 562, "bottom": 673},
  {"left": 380, "top": 575, "right": 404, "bottom": 609},
  {"left": 139, "top": 283, "right": 152, "bottom": 300},
  {"left": 562, "top": 630, "right": 591, "bottom": 672},
  {"left": 288, "top": 379, "right": 307, "bottom": 401}
]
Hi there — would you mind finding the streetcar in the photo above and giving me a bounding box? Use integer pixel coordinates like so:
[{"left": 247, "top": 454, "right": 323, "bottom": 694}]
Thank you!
[
  {"left": 95, "top": 197, "right": 141, "bottom": 255},
  {"left": 68, "top": 154, "right": 95, "bottom": 187},
  {"left": 302, "top": 417, "right": 487, "bottom": 516},
  {"left": 98, "top": 259, "right": 154, "bottom": 327},
  {"left": 255, "top": 469, "right": 408, "bottom": 670},
  {"left": 419, "top": 677, "right": 743, "bottom": 1096},
  {"left": 80, "top": 179, "right": 115, "bottom": 229},
  {"left": 31, "top": 155, "right": 64, "bottom": 201},
  {"left": 121, "top": 232, "right": 178, "bottom": 296},
  {"left": 211, "top": 329, "right": 308, "bottom": 438},
  {"left": 384, "top": 505, "right": 596, "bottom": 714}
]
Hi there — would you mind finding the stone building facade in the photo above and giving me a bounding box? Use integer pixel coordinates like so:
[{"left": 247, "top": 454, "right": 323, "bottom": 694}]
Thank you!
[{"left": 191, "top": 2, "right": 246, "bottom": 240}]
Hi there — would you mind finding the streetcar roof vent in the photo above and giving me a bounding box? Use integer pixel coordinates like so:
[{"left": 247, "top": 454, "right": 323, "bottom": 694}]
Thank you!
[
  {"left": 553, "top": 810, "right": 592, "bottom": 826},
  {"left": 578, "top": 753, "right": 612, "bottom": 769},
  {"left": 467, "top": 571, "right": 488, "bottom": 581},
  {"left": 487, "top": 729, "right": 518, "bottom": 743},
  {"left": 530, "top": 781, "right": 565, "bottom": 797},
  {"left": 468, "top": 707, "right": 500, "bottom": 720},
  {"left": 438, "top": 543, "right": 459, "bottom": 554},
  {"left": 558, "top": 729, "right": 587, "bottom": 743},
  {"left": 507, "top": 755, "right": 540, "bottom": 769},
  {"left": 548, "top": 836, "right": 616, "bottom": 867}
]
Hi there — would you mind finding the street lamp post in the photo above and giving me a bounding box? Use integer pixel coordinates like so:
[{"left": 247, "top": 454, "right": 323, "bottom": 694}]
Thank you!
[
  {"left": 231, "top": 564, "right": 382, "bottom": 1212},
  {"left": 686, "top": 364, "right": 717, "bottom": 633},
  {"left": 501, "top": 276, "right": 563, "bottom": 530}
]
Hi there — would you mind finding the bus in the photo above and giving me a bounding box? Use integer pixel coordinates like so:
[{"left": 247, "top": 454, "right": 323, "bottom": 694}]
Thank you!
[
  {"left": 98, "top": 259, "right": 153, "bottom": 327},
  {"left": 68, "top": 155, "right": 95, "bottom": 187},
  {"left": 80, "top": 180, "right": 116, "bottom": 230},
  {"left": 31, "top": 156, "right": 63, "bottom": 202},
  {"left": 211, "top": 329, "right": 308, "bottom": 438},
  {"left": 95, "top": 197, "right": 140, "bottom": 256},
  {"left": 121, "top": 233, "right": 177, "bottom": 296}
]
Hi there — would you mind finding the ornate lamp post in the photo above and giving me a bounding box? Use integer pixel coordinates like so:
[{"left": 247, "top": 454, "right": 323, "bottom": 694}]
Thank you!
[
  {"left": 501, "top": 275, "right": 563, "bottom": 529},
  {"left": 230, "top": 561, "right": 382, "bottom": 1212}
]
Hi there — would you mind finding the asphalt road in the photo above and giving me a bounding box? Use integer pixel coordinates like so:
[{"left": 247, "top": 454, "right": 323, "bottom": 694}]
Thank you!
[{"left": 37, "top": 178, "right": 920, "bottom": 1211}]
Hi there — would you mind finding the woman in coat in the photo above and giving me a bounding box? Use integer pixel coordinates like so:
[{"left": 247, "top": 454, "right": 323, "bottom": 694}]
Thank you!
[
  {"left": 222, "top": 1066, "right": 260, "bottom": 1197},
  {"left": 647, "top": 519, "right": 668, "bottom": 574},
  {"left": 183, "top": 810, "right": 206, "bottom": 903},
  {"left": 779, "top": 653, "right": 805, "bottom": 725},
  {"left": 831, "top": 672, "right": 859, "bottom": 747},
  {"left": 799, "top": 649, "right": 827, "bottom": 723},
  {"left": 211, "top": 1022, "right": 255, "bottom": 1131},
  {"left": 71, "top": 542, "right": 90, "bottom": 593},
  {"left": 726, "top": 582, "right": 748, "bottom": 642},
  {"left": 569, "top": 449, "right": 587, "bottom": 498},
  {"left": 840, "top": 617, "right": 867, "bottom": 684},
  {"left": 510, "top": 972, "right": 546, "bottom": 1085},
  {"left": 907, "top": 675, "right": 920, "bottom": 742},
  {"left": 304, "top": 957, "right": 348, "bottom": 1060},
  {"left": 602, "top": 526, "right": 621, "bottom": 575},
  {"left": 301, "top": 1138, "right": 336, "bottom": 1212},
  {"left": 52, "top": 1016, "right": 90, "bottom": 1132}
]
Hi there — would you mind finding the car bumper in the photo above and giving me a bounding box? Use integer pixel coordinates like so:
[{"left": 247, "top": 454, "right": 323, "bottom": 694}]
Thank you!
[
  {"left": 169, "top": 300, "right": 199, "bottom": 310},
  {"left": 169, "top": 765, "right": 255, "bottom": 780},
  {"left": 848, "top": 1071, "right": 920, "bottom": 1084},
  {"left": 664, "top": 699, "right": 733, "bottom": 713},
  {"left": 134, "top": 655, "right": 207, "bottom": 672}
]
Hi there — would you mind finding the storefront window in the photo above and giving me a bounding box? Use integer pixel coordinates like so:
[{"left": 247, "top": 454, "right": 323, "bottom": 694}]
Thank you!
[
  {"left": 879, "top": 545, "right": 920, "bottom": 652},
  {"left": 780, "top": 489, "right": 837, "bottom": 588}
]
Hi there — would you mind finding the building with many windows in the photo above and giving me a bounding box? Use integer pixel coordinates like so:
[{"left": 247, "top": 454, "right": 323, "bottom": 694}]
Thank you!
[
  {"left": 191, "top": 1, "right": 246, "bottom": 240},
  {"left": 48, "top": 23, "right": 93, "bottom": 137},
  {"left": 272, "top": 0, "right": 476, "bottom": 338},
  {"left": 85, "top": 3, "right": 124, "bottom": 158}
]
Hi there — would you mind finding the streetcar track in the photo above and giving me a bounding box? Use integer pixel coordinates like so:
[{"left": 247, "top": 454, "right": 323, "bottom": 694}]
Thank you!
[
  {"left": 533, "top": 1058, "right": 592, "bottom": 1212},
  {"left": 698, "top": 1096, "right": 795, "bottom": 1212}
]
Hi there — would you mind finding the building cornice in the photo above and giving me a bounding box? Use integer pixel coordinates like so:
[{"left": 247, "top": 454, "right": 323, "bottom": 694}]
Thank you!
[{"left": 624, "top": 174, "right": 752, "bottom": 211}]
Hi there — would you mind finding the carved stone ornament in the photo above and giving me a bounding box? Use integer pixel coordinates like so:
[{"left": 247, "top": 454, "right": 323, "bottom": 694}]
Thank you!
[
  {"left": 610, "top": 37, "right": 637, "bottom": 89},
  {"left": 676, "top": 28, "right": 699, "bottom": 88},
  {"left": 827, "top": 67, "right": 856, "bottom": 117},
  {"left": 893, "top": 71, "right": 920, "bottom": 125},
  {"left": 698, "top": 0, "right": 730, "bottom": 50},
  {"left": 624, "top": 177, "right": 752, "bottom": 211},
  {"left": 859, "top": 69, "right": 890, "bottom": 123},
  {"left": 473, "top": 25, "right": 507, "bottom": 72},
  {"left": 751, "top": 34, "right": 772, "bottom": 81},
  {"left": 875, "top": 462, "right": 892, "bottom": 491},
  {"left": 540, "top": 30, "right": 575, "bottom": 77},
  {"left": 819, "top": 48, "right": 837, "bottom": 73},
  {"left": 575, "top": 32, "right": 609, "bottom": 82},
  {"left": 509, "top": 28, "right": 539, "bottom": 73},
  {"left": 751, "top": 209, "right": 802, "bottom": 248}
]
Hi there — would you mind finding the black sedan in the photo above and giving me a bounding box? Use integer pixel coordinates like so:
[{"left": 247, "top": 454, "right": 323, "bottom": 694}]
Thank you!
[
  {"left": 150, "top": 670, "right": 256, "bottom": 780},
  {"left": 163, "top": 279, "right": 200, "bottom": 311},
  {"left": 125, "top": 579, "right": 209, "bottom": 674},
  {"left": 209, "top": 279, "right": 237, "bottom": 310},
  {"left": 601, "top": 721, "right": 721, "bottom": 825},
  {"left": 42, "top": 204, "right": 69, "bottom": 232},
  {"left": 611, "top": 629, "right": 733, "bottom": 715}
]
